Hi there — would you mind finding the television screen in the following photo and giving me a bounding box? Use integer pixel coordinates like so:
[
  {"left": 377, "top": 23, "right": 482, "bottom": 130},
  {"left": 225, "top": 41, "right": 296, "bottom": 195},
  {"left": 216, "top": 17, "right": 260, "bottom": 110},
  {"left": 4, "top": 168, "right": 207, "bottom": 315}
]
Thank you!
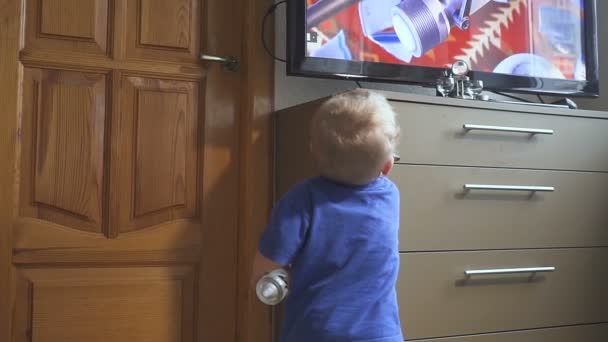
[{"left": 288, "top": 0, "right": 599, "bottom": 96}]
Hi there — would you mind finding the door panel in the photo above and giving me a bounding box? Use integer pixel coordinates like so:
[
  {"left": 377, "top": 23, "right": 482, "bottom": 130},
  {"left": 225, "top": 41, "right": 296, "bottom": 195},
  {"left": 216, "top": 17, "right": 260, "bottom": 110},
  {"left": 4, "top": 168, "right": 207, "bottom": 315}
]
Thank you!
[
  {"left": 19, "top": 68, "right": 107, "bottom": 234},
  {"left": 25, "top": 0, "right": 110, "bottom": 56},
  {"left": 14, "top": 267, "right": 194, "bottom": 342},
  {"left": 124, "top": 0, "right": 201, "bottom": 62},
  {"left": 111, "top": 75, "right": 200, "bottom": 232},
  {"left": 139, "top": 0, "right": 192, "bottom": 49}
]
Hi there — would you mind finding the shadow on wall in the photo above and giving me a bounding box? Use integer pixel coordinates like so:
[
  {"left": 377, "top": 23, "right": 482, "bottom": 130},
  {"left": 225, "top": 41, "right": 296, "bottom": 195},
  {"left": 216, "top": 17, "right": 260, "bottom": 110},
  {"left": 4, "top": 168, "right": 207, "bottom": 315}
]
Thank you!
[{"left": 274, "top": 2, "right": 607, "bottom": 112}]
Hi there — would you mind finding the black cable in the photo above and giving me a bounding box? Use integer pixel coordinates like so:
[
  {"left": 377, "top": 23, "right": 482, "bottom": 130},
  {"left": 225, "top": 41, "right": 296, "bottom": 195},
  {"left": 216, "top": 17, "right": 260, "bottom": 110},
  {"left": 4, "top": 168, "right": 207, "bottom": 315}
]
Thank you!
[
  {"left": 537, "top": 94, "right": 545, "bottom": 103},
  {"left": 262, "top": 0, "right": 287, "bottom": 63},
  {"left": 355, "top": 80, "right": 362, "bottom": 88},
  {"left": 491, "top": 90, "right": 534, "bottom": 103}
]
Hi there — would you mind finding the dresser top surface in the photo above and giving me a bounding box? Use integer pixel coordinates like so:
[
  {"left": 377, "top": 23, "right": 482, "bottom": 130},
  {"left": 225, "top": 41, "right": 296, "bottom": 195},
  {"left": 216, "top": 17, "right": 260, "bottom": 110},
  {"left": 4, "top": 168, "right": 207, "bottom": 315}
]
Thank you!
[{"left": 375, "top": 90, "right": 608, "bottom": 120}]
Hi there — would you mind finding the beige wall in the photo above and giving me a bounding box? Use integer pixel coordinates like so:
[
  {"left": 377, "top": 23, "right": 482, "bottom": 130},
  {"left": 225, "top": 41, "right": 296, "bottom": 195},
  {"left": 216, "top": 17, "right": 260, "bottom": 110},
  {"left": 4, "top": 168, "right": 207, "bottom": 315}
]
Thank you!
[{"left": 274, "top": 2, "right": 606, "bottom": 111}]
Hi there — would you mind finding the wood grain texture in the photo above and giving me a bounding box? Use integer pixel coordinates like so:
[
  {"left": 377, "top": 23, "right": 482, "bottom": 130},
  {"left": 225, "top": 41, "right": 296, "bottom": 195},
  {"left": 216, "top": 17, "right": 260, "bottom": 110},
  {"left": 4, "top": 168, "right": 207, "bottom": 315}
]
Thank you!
[
  {"left": 40, "top": 0, "right": 96, "bottom": 39},
  {"left": 196, "top": 0, "right": 245, "bottom": 340},
  {"left": 124, "top": 0, "right": 199, "bottom": 63},
  {"left": 20, "top": 50, "right": 207, "bottom": 80},
  {"left": 3, "top": 0, "right": 276, "bottom": 341},
  {"left": 109, "top": 75, "right": 198, "bottom": 234},
  {"left": 0, "top": 1, "right": 21, "bottom": 340},
  {"left": 12, "top": 219, "right": 201, "bottom": 264},
  {"left": 26, "top": 0, "right": 110, "bottom": 55},
  {"left": 14, "top": 267, "right": 194, "bottom": 342},
  {"left": 134, "top": 90, "right": 187, "bottom": 216},
  {"left": 235, "top": 0, "right": 275, "bottom": 341},
  {"left": 19, "top": 68, "right": 106, "bottom": 233},
  {"left": 139, "top": 0, "right": 191, "bottom": 49}
]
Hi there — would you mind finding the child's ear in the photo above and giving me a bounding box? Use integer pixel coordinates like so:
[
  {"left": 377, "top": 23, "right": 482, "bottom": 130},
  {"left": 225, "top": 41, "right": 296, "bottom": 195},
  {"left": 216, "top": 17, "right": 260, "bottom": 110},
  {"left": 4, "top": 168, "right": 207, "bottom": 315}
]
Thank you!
[{"left": 381, "top": 158, "right": 394, "bottom": 176}]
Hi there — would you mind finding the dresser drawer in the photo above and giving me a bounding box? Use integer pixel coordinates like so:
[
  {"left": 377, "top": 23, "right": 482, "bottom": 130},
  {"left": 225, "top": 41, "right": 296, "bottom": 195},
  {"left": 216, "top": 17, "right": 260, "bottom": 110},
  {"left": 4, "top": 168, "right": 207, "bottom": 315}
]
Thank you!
[
  {"left": 391, "top": 165, "right": 608, "bottom": 251},
  {"left": 413, "top": 324, "right": 608, "bottom": 342},
  {"left": 398, "top": 248, "right": 608, "bottom": 340},
  {"left": 393, "top": 101, "right": 608, "bottom": 171}
]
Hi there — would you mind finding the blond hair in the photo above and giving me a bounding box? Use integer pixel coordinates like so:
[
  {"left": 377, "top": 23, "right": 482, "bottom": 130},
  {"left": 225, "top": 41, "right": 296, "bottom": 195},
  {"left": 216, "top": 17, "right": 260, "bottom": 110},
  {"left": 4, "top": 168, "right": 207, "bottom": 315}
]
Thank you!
[{"left": 310, "top": 89, "right": 400, "bottom": 185}]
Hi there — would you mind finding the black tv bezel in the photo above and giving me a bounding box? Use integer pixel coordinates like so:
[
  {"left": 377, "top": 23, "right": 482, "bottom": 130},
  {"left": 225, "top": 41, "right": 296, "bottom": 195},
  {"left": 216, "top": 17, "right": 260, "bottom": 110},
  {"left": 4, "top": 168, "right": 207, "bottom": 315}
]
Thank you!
[{"left": 286, "top": 0, "right": 600, "bottom": 97}]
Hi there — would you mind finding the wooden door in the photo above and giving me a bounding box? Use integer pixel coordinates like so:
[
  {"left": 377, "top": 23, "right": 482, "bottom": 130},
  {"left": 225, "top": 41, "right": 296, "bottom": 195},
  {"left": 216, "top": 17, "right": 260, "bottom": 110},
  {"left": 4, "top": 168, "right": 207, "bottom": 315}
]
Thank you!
[{"left": 0, "top": 0, "right": 274, "bottom": 341}]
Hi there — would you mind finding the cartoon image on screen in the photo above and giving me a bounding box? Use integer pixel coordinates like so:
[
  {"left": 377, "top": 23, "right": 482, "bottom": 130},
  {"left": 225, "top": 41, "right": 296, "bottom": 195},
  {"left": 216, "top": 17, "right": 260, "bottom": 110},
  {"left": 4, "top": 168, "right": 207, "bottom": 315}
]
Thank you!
[{"left": 306, "top": 0, "right": 586, "bottom": 80}]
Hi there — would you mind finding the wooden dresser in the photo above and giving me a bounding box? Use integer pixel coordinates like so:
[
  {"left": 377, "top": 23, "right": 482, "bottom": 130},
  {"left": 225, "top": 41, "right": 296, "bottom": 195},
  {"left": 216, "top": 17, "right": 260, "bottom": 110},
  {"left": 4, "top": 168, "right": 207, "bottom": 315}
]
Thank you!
[{"left": 274, "top": 91, "right": 608, "bottom": 341}]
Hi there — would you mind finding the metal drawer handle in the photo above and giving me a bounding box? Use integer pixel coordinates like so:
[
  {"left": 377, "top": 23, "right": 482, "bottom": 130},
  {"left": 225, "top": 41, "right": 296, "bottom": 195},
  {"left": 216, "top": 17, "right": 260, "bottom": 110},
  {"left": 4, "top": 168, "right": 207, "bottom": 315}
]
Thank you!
[
  {"left": 463, "top": 124, "right": 554, "bottom": 135},
  {"left": 464, "top": 184, "right": 555, "bottom": 192},
  {"left": 465, "top": 267, "right": 556, "bottom": 276}
]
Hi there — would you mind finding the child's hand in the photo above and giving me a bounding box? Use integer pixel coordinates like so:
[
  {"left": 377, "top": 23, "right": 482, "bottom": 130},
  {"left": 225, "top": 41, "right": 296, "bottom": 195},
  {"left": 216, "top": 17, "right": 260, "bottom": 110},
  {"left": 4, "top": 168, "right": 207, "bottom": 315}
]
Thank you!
[{"left": 250, "top": 251, "right": 283, "bottom": 289}]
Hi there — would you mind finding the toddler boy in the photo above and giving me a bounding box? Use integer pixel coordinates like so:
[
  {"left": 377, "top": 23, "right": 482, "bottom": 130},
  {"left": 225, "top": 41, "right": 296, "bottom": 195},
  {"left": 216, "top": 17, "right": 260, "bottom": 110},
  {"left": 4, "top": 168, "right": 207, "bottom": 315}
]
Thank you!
[{"left": 253, "top": 89, "right": 403, "bottom": 342}]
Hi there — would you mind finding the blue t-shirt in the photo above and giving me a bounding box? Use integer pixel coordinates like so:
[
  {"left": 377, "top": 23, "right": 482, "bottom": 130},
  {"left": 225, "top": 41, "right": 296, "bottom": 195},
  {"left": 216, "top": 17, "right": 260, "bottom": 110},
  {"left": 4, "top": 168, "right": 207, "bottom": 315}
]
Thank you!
[{"left": 259, "top": 176, "right": 403, "bottom": 342}]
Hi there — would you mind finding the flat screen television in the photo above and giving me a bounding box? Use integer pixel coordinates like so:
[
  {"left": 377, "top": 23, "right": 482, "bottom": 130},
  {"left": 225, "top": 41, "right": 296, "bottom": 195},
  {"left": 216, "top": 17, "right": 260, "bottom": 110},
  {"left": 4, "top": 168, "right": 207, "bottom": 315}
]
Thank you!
[{"left": 287, "top": 0, "right": 600, "bottom": 97}]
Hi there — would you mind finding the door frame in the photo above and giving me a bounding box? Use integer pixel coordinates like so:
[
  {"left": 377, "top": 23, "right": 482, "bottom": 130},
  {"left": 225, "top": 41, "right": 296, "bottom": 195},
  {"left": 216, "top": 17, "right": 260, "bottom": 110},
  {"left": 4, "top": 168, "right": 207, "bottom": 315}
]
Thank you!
[
  {"left": 236, "top": 0, "right": 276, "bottom": 341},
  {"left": 0, "top": 0, "right": 275, "bottom": 341},
  {"left": 0, "top": 0, "right": 21, "bottom": 340}
]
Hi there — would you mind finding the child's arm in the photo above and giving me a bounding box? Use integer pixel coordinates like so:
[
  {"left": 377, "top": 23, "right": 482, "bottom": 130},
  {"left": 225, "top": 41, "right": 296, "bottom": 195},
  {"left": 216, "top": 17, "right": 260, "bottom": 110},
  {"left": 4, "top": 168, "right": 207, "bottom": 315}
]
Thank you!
[{"left": 250, "top": 184, "right": 310, "bottom": 289}]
